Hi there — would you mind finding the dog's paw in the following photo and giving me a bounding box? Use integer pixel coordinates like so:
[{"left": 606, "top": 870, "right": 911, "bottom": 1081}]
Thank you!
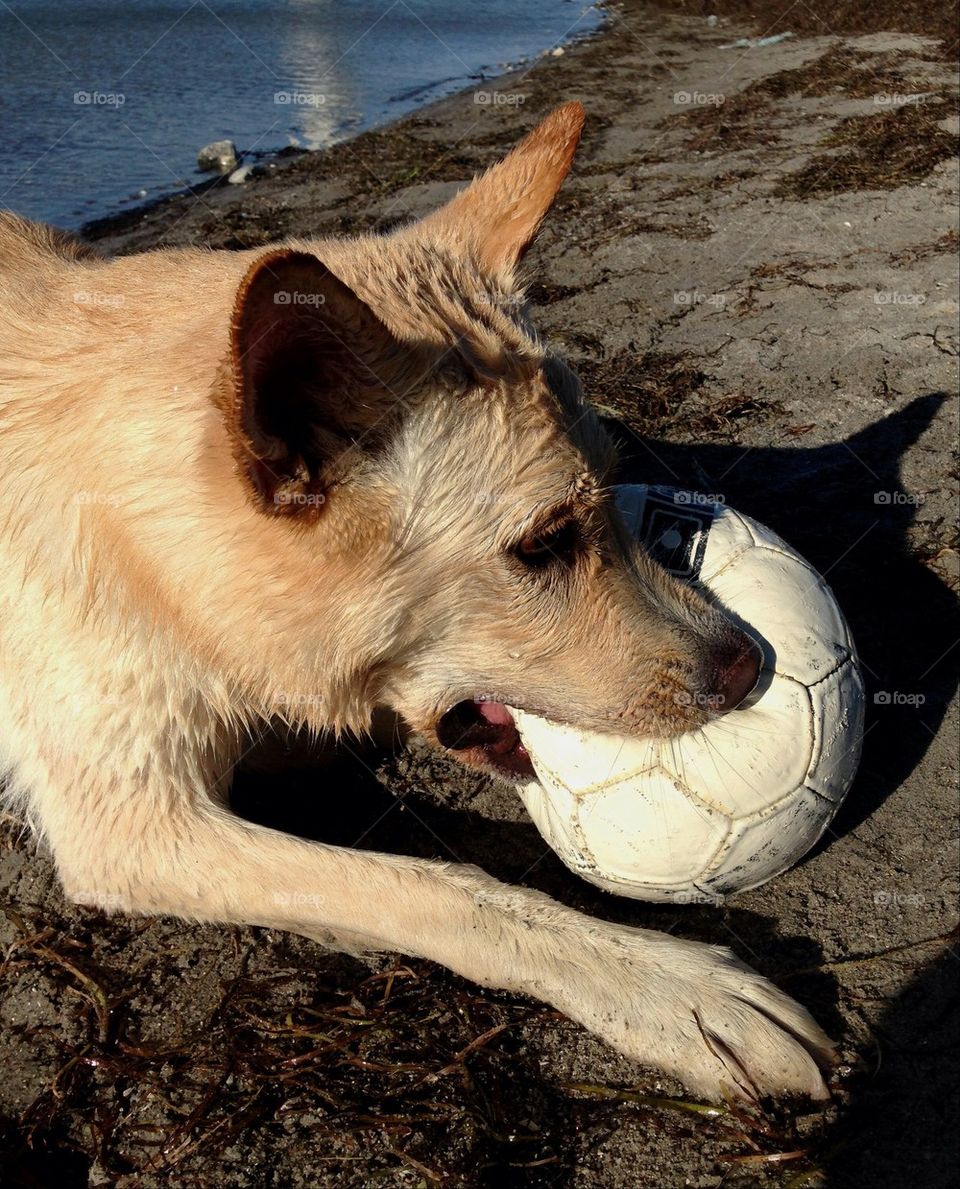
[{"left": 555, "top": 930, "right": 834, "bottom": 1102}]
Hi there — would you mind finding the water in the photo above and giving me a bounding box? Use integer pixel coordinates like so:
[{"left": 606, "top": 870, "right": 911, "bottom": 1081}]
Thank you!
[{"left": 0, "top": 0, "right": 602, "bottom": 229}]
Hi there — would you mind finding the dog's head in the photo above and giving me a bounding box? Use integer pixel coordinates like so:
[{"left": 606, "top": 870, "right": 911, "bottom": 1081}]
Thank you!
[{"left": 216, "top": 103, "right": 759, "bottom": 779}]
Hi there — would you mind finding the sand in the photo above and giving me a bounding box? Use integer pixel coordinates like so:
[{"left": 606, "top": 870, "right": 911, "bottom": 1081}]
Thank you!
[{"left": 2, "top": 3, "right": 957, "bottom": 1185}]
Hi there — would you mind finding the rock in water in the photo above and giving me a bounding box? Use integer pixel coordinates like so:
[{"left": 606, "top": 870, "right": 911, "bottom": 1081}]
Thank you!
[{"left": 197, "top": 140, "right": 238, "bottom": 173}]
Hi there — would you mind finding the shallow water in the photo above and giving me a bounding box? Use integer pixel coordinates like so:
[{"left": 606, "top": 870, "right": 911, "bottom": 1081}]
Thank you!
[{"left": 0, "top": 0, "right": 602, "bottom": 229}]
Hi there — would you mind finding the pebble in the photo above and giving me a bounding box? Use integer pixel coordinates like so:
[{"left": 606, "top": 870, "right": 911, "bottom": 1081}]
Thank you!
[{"left": 197, "top": 139, "right": 238, "bottom": 173}]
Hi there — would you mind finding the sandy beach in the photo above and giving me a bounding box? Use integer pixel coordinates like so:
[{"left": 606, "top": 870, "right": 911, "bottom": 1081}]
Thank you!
[{"left": 2, "top": 2, "right": 958, "bottom": 1185}]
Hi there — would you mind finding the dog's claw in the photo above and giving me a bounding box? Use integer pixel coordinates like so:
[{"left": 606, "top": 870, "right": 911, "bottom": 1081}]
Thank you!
[{"left": 543, "top": 932, "right": 834, "bottom": 1103}]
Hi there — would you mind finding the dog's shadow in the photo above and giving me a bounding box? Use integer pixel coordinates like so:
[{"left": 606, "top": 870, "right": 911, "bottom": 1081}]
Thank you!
[
  {"left": 232, "top": 393, "right": 956, "bottom": 1184},
  {"left": 823, "top": 943, "right": 959, "bottom": 1187}
]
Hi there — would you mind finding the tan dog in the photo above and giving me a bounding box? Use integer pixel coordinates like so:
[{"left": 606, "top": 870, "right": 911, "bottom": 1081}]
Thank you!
[{"left": 0, "top": 104, "right": 832, "bottom": 1102}]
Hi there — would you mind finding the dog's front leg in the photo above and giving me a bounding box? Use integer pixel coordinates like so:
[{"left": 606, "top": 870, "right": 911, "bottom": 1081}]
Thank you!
[{"left": 49, "top": 787, "right": 832, "bottom": 1103}]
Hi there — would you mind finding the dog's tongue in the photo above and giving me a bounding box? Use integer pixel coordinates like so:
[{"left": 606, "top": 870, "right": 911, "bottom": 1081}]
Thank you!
[
  {"left": 475, "top": 700, "right": 525, "bottom": 757},
  {"left": 435, "top": 698, "right": 525, "bottom": 757},
  {"left": 475, "top": 699, "right": 514, "bottom": 727}
]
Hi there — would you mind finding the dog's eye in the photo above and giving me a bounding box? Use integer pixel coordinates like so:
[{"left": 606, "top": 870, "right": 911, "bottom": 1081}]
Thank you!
[{"left": 513, "top": 519, "right": 581, "bottom": 569}]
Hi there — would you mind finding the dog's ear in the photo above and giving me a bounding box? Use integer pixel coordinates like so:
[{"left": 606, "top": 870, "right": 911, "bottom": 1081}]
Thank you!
[
  {"left": 416, "top": 101, "right": 584, "bottom": 274},
  {"left": 221, "top": 249, "right": 408, "bottom": 521}
]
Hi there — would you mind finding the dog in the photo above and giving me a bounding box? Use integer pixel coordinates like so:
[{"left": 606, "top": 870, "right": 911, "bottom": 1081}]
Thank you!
[{"left": 0, "top": 102, "right": 833, "bottom": 1102}]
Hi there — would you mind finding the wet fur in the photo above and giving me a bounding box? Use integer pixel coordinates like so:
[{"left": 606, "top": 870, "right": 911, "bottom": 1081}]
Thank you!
[{"left": 0, "top": 106, "right": 833, "bottom": 1101}]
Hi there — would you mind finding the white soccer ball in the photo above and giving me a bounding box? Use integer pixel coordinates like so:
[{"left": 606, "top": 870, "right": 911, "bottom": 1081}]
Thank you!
[{"left": 512, "top": 485, "right": 864, "bottom": 902}]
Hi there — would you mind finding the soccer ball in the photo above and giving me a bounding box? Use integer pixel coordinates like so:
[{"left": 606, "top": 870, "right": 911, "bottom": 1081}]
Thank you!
[{"left": 511, "top": 485, "right": 864, "bottom": 902}]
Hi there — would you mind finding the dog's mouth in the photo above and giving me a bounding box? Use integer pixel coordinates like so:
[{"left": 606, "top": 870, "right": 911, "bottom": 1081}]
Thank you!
[{"left": 435, "top": 698, "right": 536, "bottom": 781}]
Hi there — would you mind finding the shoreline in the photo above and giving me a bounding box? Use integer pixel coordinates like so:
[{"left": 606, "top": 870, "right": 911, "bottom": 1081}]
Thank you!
[
  {"left": 80, "top": 0, "right": 665, "bottom": 257},
  {"left": 78, "top": 5, "right": 608, "bottom": 244}
]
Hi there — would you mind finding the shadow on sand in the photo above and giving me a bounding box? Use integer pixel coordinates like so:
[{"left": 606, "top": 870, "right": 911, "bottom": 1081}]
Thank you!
[{"left": 232, "top": 394, "right": 958, "bottom": 1187}]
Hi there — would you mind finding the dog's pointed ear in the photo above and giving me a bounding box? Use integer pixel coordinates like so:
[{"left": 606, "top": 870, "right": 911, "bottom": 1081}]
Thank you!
[
  {"left": 220, "top": 249, "right": 407, "bottom": 521},
  {"left": 416, "top": 101, "right": 584, "bottom": 274}
]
